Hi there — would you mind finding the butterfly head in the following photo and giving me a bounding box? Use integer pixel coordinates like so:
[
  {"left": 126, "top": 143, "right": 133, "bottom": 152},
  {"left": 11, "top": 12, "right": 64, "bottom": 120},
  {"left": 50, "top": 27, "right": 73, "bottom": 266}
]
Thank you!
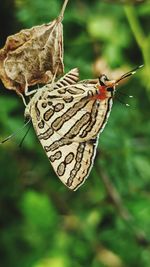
[
  {"left": 99, "top": 74, "right": 110, "bottom": 86},
  {"left": 99, "top": 74, "right": 116, "bottom": 91},
  {"left": 97, "top": 65, "right": 143, "bottom": 99},
  {"left": 96, "top": 75, "right": 116, "bottom": 100}
]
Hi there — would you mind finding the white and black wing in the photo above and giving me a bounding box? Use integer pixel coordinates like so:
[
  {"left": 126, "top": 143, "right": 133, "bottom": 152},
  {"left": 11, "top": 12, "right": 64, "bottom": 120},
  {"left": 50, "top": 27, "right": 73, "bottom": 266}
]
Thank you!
[{"left": 27, "top": 71, "right": 113, "bottom": 190}]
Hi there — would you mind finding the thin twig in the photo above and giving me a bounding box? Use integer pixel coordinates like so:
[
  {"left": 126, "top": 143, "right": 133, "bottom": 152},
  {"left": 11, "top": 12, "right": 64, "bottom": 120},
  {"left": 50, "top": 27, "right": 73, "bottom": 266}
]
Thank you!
[
  {"left": 97, "top": 166, "right": 132, "bottom": 222},
  {"left": 59, "top": 0, "right": 69, "bottom": 19},
  {"left": 95, "top": 152, "right": 149, "bottom": 246}
]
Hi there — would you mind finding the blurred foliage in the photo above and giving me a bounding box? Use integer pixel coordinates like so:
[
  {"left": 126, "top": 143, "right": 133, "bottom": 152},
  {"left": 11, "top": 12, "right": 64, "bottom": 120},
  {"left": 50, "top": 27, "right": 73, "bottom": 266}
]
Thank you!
[{"left": 0, "top": 0, "right": 150, "bottom": 267}]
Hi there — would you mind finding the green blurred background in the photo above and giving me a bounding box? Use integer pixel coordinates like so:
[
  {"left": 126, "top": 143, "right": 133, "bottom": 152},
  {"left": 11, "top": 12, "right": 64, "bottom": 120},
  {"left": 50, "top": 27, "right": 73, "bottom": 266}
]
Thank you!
[{"left": 0, "top": 1, "right": 150, "bottom": 267}]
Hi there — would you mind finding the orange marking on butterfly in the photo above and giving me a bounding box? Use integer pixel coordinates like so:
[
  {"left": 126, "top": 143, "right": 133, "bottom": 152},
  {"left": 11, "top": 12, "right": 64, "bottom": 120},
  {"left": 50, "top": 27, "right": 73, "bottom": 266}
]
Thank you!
[
  {"left": 96, "top": 85, "right": 108, "bottom": 100},
  {"left": 90, "top": 85, "right": 108, "bottom": 101},
  {"left": 92, "top": 79, "right": 116, "bottom": 101}
]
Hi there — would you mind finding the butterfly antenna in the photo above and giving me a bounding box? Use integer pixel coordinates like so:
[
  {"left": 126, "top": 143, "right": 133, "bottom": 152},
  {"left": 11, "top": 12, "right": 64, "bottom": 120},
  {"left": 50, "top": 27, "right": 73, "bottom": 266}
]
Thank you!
[
  {"left": 19, "top": 123, "right": 32, "bottom": 148},
  {"left": 116, "top": 64, "right": 144, "bottom": 83},
  {"left": 117, "top": 91, "right": 133, "bottom": 98},
  {"left": 116, "top": 96, "right": 130, "bottom": 107},
  {"left": 0, "top": 119, "right": 31, "bottom": 144}
]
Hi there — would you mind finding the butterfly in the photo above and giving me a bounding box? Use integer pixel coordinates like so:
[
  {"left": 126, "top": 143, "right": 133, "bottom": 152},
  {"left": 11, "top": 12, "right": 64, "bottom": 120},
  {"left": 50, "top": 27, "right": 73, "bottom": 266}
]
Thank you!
[{"left": 24, "top": 65, "right": 143, "bottom": 190}]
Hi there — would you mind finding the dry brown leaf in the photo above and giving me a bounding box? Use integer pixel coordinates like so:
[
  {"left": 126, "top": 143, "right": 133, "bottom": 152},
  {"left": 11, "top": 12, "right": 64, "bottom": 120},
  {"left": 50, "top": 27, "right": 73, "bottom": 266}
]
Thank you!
[{"left": 0, "top": 0, "right": 69, "bottom": 94}]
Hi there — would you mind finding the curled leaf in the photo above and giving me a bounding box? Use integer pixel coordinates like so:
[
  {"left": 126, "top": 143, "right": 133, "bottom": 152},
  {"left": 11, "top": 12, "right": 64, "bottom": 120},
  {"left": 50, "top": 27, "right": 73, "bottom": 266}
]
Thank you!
[{"left": 0, "top": 0, "right": 69, "bottom": 94}]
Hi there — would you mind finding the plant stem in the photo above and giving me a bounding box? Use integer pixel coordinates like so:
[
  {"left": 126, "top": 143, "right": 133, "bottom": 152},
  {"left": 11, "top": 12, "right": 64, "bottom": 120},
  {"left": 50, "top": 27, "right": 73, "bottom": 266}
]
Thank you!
[
  {"left": 124, "top": 5, "right": 150, "bottom": 89},
  {"left": 124, "top": 5, "right": 145, "bottom": 49}
]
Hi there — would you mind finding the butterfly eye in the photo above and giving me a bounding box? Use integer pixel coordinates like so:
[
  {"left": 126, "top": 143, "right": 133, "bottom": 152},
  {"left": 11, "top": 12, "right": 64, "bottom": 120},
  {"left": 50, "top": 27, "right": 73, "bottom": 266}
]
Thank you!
[{"left": 107, "top": 87, "right": 114, "bottom": 92}]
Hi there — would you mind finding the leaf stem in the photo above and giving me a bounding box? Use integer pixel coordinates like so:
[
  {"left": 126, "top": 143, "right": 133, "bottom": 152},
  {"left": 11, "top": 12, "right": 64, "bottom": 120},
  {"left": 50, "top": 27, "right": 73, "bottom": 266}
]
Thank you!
[{"left": 59, "top": 0, "right": 69, "bottom": 19}]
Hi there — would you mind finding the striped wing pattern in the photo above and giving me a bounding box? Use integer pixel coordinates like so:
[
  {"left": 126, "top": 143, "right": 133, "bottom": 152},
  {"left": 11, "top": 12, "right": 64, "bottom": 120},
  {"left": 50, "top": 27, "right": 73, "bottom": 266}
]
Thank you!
[{"left": 25, "top": 69, "right": 113, "bottom": 190}]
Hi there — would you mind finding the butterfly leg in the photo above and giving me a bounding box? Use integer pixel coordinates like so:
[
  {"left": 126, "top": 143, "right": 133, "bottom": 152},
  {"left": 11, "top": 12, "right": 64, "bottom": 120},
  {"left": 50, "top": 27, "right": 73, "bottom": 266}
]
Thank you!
[
  {"left": 51, "top": 64, "right": 60, "bottom": 86},
  {"left": 24, "top": 76, "right": 38, "bottom": 96},
  {"left": 17, "top": 91, "right": 27, "bottom": 106}
]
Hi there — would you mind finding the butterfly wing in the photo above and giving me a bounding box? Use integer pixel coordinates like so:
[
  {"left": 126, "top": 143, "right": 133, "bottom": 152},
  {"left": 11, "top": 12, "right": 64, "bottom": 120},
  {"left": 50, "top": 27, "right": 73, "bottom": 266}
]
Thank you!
[
  {"left": 39, "top": 130, "right": 98, "bottom": 190},
  {"left": 30, "top": 101, "right": 99, "bottom": 190},
  {"left": 42, "top": 83, "right": 113, "bottom": 142},
  {"left": 42, "top": 68, "right": 79, "bottom": 93},
  {"left": 26, "top": 72, "right": 113, "bottom": 190}
]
